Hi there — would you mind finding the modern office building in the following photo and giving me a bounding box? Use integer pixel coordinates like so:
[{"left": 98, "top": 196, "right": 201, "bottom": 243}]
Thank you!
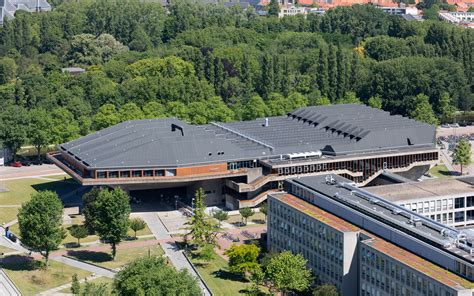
[
  {"left": 49, "top": 104, "right": 439, "bottom": 208},
  {"left": 366, "top": 177, "right": 474, "bottom": 227},
  {"left": 267, "top": 174, "right": 473, "bottom": 295}
]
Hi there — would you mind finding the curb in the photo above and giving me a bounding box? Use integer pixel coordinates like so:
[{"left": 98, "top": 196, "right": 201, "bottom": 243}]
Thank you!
[
  {"left": 182, "top": 251, "right": 214, "bottom": 296},
  {"left": 62, "top": 254, "right": 117, "bottom": 274}
]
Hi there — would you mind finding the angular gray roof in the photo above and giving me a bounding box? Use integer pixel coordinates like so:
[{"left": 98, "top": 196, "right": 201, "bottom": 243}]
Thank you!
[{"left": 61, "top": 104, "right": 436, "bottom": 169}]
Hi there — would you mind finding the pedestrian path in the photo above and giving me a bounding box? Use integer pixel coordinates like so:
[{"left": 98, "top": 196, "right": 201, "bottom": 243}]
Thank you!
[
  {"left": 52, "top": 256, "right": 115, "bottom": 278},
  {"left": 139, "top": 211, "right": 211, "bottom": 296},
  {"left": 0, "top": 269, "right": 21, "bottom": 296},
  {"left": 136, "top": 212, "right": 170, "bottom": 239}
]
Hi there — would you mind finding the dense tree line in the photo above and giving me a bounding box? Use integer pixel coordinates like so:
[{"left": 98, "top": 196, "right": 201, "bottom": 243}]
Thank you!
[{"left": 0, "top": 0, "right": 472, "bottom": 154}]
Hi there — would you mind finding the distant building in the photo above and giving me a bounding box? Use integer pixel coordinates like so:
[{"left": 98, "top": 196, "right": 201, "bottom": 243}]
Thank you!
[
  {"left": 377, "top": 4, "right": 419, "bottom": 15},
  {"left": 268, "top": 174, "right": 474, "bottom": 295},
  {"left": 61, "top": 67, "right": 86, "bottom": 75},
  {"left": 278, "top": 5, "right": 306, "bottom": 17},
  {"left": 439, "top": 11, "right": 474, "bottom": 28},
  {"left": 0, "top": 0, "right": 51, "bottom": 25},
  {"left": 366, "top": 177, "right": 474, "bottom": 227}
]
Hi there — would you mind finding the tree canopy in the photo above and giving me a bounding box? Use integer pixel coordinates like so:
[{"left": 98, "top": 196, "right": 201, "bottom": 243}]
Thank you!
[{"left": 114, "top": 256, "right": 201, "bottom": 295}]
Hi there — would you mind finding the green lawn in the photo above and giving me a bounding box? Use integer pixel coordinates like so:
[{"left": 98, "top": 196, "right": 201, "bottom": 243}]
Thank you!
[
  {"left": 192, "top": 255, "right": 252, "bottom": 295},
  {"left": 0, "top": 245, "right": 15, "bottom": 254},
  {"left": 43, "top": 174, "right": 70, "bottom": 181},
  {"left": 59, "top": 276, "right": 114, "bottom": 294},
  {"left": 226, "top": 212, "right": 266, "bottom": 226},
  {"left": 428, "top": 164, "right": 453, "bottom": 178},
  {"left": 0, "top": 255, "right": 90, "bottom": 295},
  {"left": 0, "top": 178, "right": 80, "bottom": 206},
  {"left": 66, "top": 244, "right": 164, "bottom": 270},
  {"left": 0, "top": 207, "right": 19, "bottom": 224},
  {"left": 10, "top": 214, "right": 153, "bottom": 248}
]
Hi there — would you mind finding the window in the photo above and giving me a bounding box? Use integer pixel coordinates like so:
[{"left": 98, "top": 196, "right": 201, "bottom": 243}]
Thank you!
[
  {"left": 97, "top": 171, "right": 106, "bottom": 179},
  {"left": 109, "top": 171, "right": 119, "bottom": 178},
  {"left": 132, "top": 171, "right": 142, "bottom": 177},
  {"left": 467, "top": 210, "right": 474, "bottom": 221},
  {"left": 455, "top": 211, "right": 465, "bottom": 223},
  {"left": 120, "top": 171, "right": 130, "bottom": 178},
  {"left": 455, "top": 197, "right": 465, "bottom": 209},
  {"left": 467, "top": 196, "right": 474, "bottom": 207},
  {"left": 143, "top": 170, "right": 153, "bottom": 177}
]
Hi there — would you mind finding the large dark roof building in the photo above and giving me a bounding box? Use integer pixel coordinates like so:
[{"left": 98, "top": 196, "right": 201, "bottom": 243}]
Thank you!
[{"left": 50, "top": 104, "right": 439, "bottom": 208}]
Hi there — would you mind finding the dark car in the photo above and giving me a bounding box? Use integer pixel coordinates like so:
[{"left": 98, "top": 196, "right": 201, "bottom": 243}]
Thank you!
[{"left": 21, "top": 161, "right": 32, "bottom": 166}]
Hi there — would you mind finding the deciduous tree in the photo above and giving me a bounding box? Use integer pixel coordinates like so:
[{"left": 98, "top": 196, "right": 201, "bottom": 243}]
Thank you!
[
  {"left": 114, "top": 256, "right": 200, "bottom": 295},
  {"left": 69, "top": 224, "right": 88, "bottom": 247},
  {"left": 93, "top": 188, "right": 131, "bottom": 259},
  {"left": 129, "top": 217, "right": 146, "bottom": 239},
  {"left": 266, "top": 251, "right": 313, "bottom": 294},
  {"left": 18, "top": 191, "right": 66, "bottom": 267},
  {"left": 452, "top": 139, "right": 472, "bottom": 175},
  {"left": 239, "top": 207, "right": 254, "bottom": 225},
  {"left": 224, "top": 244, "right": 260, "bottom": 277}
]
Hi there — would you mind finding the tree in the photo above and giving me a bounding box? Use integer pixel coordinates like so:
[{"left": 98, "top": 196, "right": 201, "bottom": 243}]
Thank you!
[
  {"left": 368, "top": 96, "right": 382, "bottom": 109},
  {"left": 71, "top": 274, "right": 80, "bottom": 295},
  {"left": 114, "top": 256, "right": 201, "bottom": 295},
  {"left": 268, "top": 0, "right": 280, "bottom": 17},
  {"left": 129, "top": 217, "right": 146, "bottom": 239},
  {"left": 18, "top": 191, "right": 65, "bottom": 268},
  {"left": 242, "top": 95, "right": 268, "bottom": 120},
  {"left": 0, "top": 105, "right": 29, "bottom": 161},
  {"left": 93, "top": 103, "right": 120, "bottom": 130},
  {"left": 28, "top": 108, "right": 53, "bottom": 161},
  {"left": 82, "top": 188, "right": 101, "bottom": 234},
  {"left": 118, "top": 102, "right": 144, "bottom": 122},
  {"left": 452, "top": 139, "right": 472, "bottom": 175},
  {"left": 239, "top": 207, "right": 254, "bottom": 225},
  {"left": 82, "top": 280, "right": 110, "bottom": 296},
  {"left": 224, "top": 244, "right": 260, "bottom": 277},
  {"left": 437, "top": 92, "right": 455, "bottom": 122},
  {"left": 266, "top": 251, "right": 313, "bottom": 294},
  {"left": 196, "top": 243, "right": 215, "bottom": 265},
  {"left": 69, "top": 225, "right": 88, "bottom": 247},
  {"left": 0, "top": 57, "right": 17, "bottom": 84},
  {"left": 93, "top": 188, "right": 131, "bottom": 259},
  {"left": 260, "top": 203, "right": 268, "bottom": 222},
  {"left": 142, "top": 100, "right": 165, "bottom": 119},
  {"left": 313, "top": 284, "right": 339, "bottom": 296},
  {"left": 212, "top": 209, "right": 228, "bottom": 228},
  {"left": 187, "top": 188, "right": 216, "bottom": 247},
  {"left": 409, "top": 94, "right": 439, "bottom": 125}
]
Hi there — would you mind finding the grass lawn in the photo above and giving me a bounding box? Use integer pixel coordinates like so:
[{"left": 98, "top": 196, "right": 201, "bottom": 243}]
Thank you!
[
  {"left": 0, "top": 207, "right": 19, "bottom": 224},
  {"left": 59, "top": 276, "right": 114, "bottom": 293},
  {"left": 192, "top": 255, "right": 252, "bottom": 295},
  {"left": 43, "top": 174, "right": 70, "bottom": 181},
  {"left": 226, "top": 212, "right": 266, "bottom": 226},
  {"left": 0, "top": 178, "right": 80, "bottom": 206},
  {"left": 428, "top": 164, "right": 453, "bottom": 178},
  {"left": 0, "top": 245, "right": 15, "bottom": 254},
  {"left": 66, "top": 244, "right": 164, "bottom": 270},
  {"left": 0, "top": 255, "right": 90, "bottom": 295}
]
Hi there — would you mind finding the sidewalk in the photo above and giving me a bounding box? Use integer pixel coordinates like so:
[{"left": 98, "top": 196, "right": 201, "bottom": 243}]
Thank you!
[
  {"left": 139, "top": 211, "right": 211, "bottom": 296},
  {"left": 0, "top": 268, "right": 21, "bottom": 296},
  {"left": 51, "top": 256, "right": 115, "bottom": 278}
]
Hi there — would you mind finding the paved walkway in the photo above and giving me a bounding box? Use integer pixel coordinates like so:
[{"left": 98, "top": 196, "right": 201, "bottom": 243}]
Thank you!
[
  {"left": 0, "top": 269, "right": 21, "bottom": 296},
  {"left": 51, "top": 256, "right": 115, "bottom": 278},
  {"left": 138, "top": 211, "right": 211, "bottom": 296},
  {"left": 136, "top": 212, "right": 171, "bottom": 239},
  {"left": 0, "top": 165, "right": 65, "bottom": 180}
]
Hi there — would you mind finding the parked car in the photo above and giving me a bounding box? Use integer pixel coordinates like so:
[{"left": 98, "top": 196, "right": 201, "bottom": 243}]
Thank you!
[
  {"left": 10, "top": 161, "right": 21, "bottom": 167},
  {"left": 21, "top": 161, "right": 32, "bottom": 166}
]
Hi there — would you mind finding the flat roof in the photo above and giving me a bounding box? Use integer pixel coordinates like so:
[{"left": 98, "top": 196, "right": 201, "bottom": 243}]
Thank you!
[
  {"left": 271, "top": 191, "right": 473, "bottom": 290},
  {"left": 365, "top": 177, "right": 474, "bottom": 201},
  {"left": 60, "top": 105, "right": 436, "bottom": 169},
  {"left": 291, "top": 174, "right": 474, "bottom": 263},
  {"left": 363, "top": 237, "right": 473, "bottom": 290},
  {"left": 271, "top": 192, "right": 360, "bottom": 232}
]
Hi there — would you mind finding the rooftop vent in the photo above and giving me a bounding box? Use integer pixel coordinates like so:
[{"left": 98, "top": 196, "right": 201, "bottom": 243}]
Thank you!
[
  {"left": 263, "top": 118, "right": 269, "bottom": 127},
  {"left": 171, "top": 123, "right": 184, "bottom": 136}
]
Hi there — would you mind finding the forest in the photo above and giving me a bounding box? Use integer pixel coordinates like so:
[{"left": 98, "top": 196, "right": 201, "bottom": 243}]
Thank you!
[{"left": 0, "top": 0, "right": 472, "bottom": 158}]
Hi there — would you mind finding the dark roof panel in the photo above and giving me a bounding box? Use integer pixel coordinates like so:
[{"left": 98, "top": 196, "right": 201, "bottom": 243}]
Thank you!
[{"left": 61, "top": 105, "right": 436, "bottom": 169}]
